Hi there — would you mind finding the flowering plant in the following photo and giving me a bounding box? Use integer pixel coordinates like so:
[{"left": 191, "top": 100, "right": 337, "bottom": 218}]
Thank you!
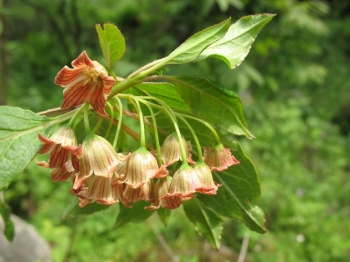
[{"left": 0, "top": 14, "right": 274, "bottom": 247}]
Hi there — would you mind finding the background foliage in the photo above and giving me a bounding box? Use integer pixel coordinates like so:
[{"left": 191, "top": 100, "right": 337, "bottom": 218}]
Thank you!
[{"left": 1, "top": 0, "right": 349, "bottom": 261}]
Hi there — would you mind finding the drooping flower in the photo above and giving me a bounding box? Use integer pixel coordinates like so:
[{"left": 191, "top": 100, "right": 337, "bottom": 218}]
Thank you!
[
  {"left": 36, "top": 126, "right": 78, "bottom": 182},
  {"left": 203, "top": 144, "right": 239, "bottom": 171},
  {"left": 192, "top": 162, "right": 220, "bottom": 195},
  {"left": 162, "top": 164, "right": 201, "bottom": 199},
  {"left": 145, "top": 177, "right": 182, "bottom": 210},
  {"left": 160, "top": 133, "right": 194, "bottom": 166},
  {"left": 117, "top": 148, "right": 159, "bottom": 189},
  {"left": 123, "top": 180, "right": 154, "bottom": 205},
  {"left": 69, "top": 134, "right": 125, "bottom": 191},
  {"left": 54, "top": 51, "right": 116, "bottom": 116},
  {"left": 75, "top": 176, "right": 124, "bottom": 206}
]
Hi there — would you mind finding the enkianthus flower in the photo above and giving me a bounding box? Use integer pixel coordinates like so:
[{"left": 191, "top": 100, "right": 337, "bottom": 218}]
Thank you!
[
  {"left": 145, "top": 177, "right": 182, "bottom": 210},
  {"left": 118, "top": 148, "right": 159, "bottom": 189},
  {"left": 204, "top": 143, "right": 240, "bottom": 171},
  {"left": 54, "top": 51, "right": 116, "bottom": 116},
  {"left": 69, "top": 134, "right": 124, "bottom": 190},
  {"left": 111, "top": 153, "right": 129, "bottom": 184},
  {"left": 123, "top": 180, "right": 154, "bottom": 205},
  {"left": 162, "top": 165, "right": 201, "bottom": 199},
  {"left": 36, "top": 126, "right": 78, "bottom": 182},
  {"left": 193, "top": 162, "right": 220, "bottom": 195},
  {"left": 161, "top": 133, "right": 194, "bottom": 166},
  {"left": 75, "top": 176, "right": 124, "bottom": 206}
]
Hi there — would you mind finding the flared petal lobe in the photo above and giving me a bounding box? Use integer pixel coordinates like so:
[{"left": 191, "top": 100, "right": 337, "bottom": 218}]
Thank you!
[
  {"left": 75, "top": 176, "right": 124, "bottom": 206},
  {"left": 54, "top": 51, "right": 116, "bottom": 115},
  {"left": 145, "top": 177, "right": 182, "bottom": 210},
  {"left": 193, "top": 162, "right": 220, "bottom": 195},
  {"left": 162, "top": 165, "right": 201, "bottom": 199},
  {"left": 71, "top": 134, "right": 124, "bottom": 189},
  {"left": 36, "top": 126, "right": 78, "bottom": 182},
  {"left": 204, "top": 144, "right": 239, "bottom": 171}
]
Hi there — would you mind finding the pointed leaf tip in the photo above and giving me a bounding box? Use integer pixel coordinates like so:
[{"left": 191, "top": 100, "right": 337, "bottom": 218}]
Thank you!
[
  {"left": 96, "top": 23, "right": 126, "bottom": 67},
  {"left": 183, "top": 199, "right": 223, "bottom": 249},
  {"left": 196, "top": 13, "right": 275, "bottom": 69}
]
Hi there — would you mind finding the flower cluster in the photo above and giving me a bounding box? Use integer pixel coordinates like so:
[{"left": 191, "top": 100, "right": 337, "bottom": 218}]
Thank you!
[
  {"left": 38, "top": 130, "right": 239, "bottom": 209},
  {"left": 37, "top": 51, "right": 240, "bottom": 210}
]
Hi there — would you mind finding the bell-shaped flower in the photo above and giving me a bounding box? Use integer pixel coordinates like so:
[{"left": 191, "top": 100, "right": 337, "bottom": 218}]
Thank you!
[
  {"left": 160, "top": 133, "right": 194, "bottom": 166},
  {"left": 193, "top": 162, "right": 220, "bottom": 195},
  {"left": 111, "top": 153, "right": 130, "bottom": 185},
  {"left": 118, "top": 148, "right": 159, "bottom": 189},
  {"left": 123, "top": 180, "right": 154, "bottom": 205},
  {"left": 204, "top": 144, "right": 239, "bottom": 171},
  {"left": 70, "top": 134, "right": 124, "bottom": 191},
  {"left": 75, "top": 176, "right": 124, "bottom": 206},
  {"left": 54, "top": 51, "right": 116, "bottom": 116},
  {"left": 162, "top": 164, "right": 201, "bottom": 199},
  {"left": 36, "top": 126, "right": 79, "bottom": 181},
  {"left": 50, "top": 163, "right": 76, "bottom": 182},
  {"left": 145, "top": 177, "right": 182, "bottom": 210}
]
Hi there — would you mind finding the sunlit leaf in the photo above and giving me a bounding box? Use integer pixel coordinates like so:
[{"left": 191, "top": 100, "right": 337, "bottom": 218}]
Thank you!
[
  {"left": 196, "top": 14, "right": 275, "bottom": 68},
  {"left": 198, "top": 140, "right": 267, "bottom": 233},
  {"left": 96, "top": 23, "right": 126, "bottom": 67},
  {"left": 0, "top": 106, "right": 51, "bottom": 191},
  {"left": 0, "top": 200, "right": 14, "bottom": 241},
  {"left": 183, "top": 198, "right": 223, "bottom": 249},
  {"left": 167, "top": 18, "right": 231, "bottom": 64},
  {"left": 170, "top": 76, "right": 254, "bottom": 138}
]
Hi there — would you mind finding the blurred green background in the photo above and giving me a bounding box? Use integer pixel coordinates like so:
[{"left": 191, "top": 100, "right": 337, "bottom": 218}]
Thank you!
[{"left": 1, "top": 0, "right": 350, "bottom": 261}]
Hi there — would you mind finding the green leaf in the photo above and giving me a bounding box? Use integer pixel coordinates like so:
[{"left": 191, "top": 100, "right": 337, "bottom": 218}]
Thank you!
[
  {"left": 0, "top": 106, "right": 51, "bottom": 191},
  {"left": 62, "top": 198, "right": 110, "bottom": 219},
  {"left": 157, "top": 208, "right": 171, "bottom": 227},
  {"left": 96, "top": 23, "right": 126, "bottom": 67},
  {"left": 115, "top": 202, "right": 154, "bottom": 228},
  {"left": 196, "top": 14, "right": 275, "bottom": 69},
  {"left": 0, "top": 200, "right": 15, "bottom": 241},
  {"left": 198, "top": 140, "right": 267, "bottom": 233},
  {"left": 183, "top": 198, "right": 223, "bottom": 249},
  {"left": 167, "top": 18, "right": 231, "bottom": 64},
  {"left": 170, "top": 76, "right": 254, "bottom": 138},
  {"left": 132, "top": 82, "right": 191, "bottom": 112}
]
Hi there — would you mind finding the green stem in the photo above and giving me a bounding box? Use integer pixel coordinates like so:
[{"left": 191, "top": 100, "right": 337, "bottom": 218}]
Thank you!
[
  {"left": 177, "top": 113, "right": 221, "bottom": 144},
  {"left": 67, "top": 105, "right": 86, "bottom": 128},
  {"left": 127, "top": 58, "right": 165, "bottom": 79},
  {"left": 133, "top": 98, "right": 146, "bottom": 148},
  {"left": 113, "top": 97, "right": 123, "bottom": 148},
  {"left": 117, "top": 93, "right": 188, "bottom": 164},
  {"left": 105, "top": 102, "right": 115, "bottom": 139},
  {"left": 83, "top": 103, "right": 91, "bottom": 134},
  {"left": 92, "top": 118, "right": 104, "bottom": 134},
  {"left": 178, "top": 116, "right": 203, "bottom": 162},
  {"left": 108, "top": 57, "right": 169, "bottom": 98},
  {"left": 143, "top": 101, "right": 162, "bottom": 165}
]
